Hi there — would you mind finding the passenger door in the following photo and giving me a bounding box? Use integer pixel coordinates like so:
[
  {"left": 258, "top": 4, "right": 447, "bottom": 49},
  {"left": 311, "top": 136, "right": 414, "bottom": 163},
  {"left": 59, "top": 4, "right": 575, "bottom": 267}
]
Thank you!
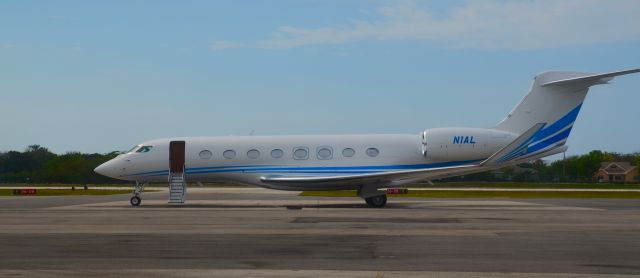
[{"left": 169, "top": 141, "right": 186, "bottom": 173}]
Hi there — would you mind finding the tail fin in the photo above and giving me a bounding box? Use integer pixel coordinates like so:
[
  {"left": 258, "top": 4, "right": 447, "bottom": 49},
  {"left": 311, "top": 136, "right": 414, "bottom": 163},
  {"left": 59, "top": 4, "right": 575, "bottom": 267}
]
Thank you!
[{"left": 495, "top": 69, "right": 639, "bottom": 149}]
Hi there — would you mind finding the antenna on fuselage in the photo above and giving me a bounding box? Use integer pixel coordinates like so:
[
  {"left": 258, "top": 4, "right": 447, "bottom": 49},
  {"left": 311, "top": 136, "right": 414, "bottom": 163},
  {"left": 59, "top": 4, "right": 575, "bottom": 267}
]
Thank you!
[{"left": 249, "top": 129, "right": 255, "bottom": 136}]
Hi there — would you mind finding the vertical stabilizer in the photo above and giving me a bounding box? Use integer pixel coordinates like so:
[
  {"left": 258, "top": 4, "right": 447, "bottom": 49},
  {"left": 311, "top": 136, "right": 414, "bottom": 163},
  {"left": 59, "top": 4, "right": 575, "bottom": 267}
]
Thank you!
[{"left": 495, "top": 69, "right": 639, "bottom": 141}]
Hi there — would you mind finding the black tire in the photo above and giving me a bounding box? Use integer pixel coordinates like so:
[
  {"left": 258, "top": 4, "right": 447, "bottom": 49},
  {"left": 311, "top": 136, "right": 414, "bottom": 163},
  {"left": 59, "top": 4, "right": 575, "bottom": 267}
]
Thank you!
[
  {"left": 130, "top": 196, "right": 142, "bottom": 206},
  {"left": 365, "top": 195, "right": 387, "bottom": 208}
]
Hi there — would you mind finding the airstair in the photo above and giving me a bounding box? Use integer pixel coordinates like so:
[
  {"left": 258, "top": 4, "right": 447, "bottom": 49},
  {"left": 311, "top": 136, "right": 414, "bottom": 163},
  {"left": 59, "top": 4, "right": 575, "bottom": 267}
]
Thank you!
[{"left": 168, "top": 171, "right": 186, "bottom": 203}]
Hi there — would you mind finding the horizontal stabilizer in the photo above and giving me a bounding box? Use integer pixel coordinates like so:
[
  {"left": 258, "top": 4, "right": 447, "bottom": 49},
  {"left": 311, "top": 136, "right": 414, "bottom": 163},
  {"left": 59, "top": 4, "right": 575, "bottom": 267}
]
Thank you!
[
  {"left": 542, "top": 68, "right": 640, "bottom": 87},
  {"left": 481, "top": 123, "right": 545, "bottom": 166}
]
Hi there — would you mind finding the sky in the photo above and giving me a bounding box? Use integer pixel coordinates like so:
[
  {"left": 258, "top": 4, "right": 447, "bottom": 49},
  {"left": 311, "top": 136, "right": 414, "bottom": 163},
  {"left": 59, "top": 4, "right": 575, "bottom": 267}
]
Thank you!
[{"left": 1, "top": 0, "right": 639, "bottom": 159}]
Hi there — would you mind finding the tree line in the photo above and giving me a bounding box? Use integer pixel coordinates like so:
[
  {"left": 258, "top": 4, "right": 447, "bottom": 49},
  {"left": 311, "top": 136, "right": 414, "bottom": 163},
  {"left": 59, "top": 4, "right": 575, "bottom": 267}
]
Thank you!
[
  {"left": 1, "top": 145, "right": 639, "bottom": 184},
  {"left": 451, "top": 150, "right": 640, "bottom": 183},
  {"left": 0, "top": 145, "right": 123, "bottom": 184}
]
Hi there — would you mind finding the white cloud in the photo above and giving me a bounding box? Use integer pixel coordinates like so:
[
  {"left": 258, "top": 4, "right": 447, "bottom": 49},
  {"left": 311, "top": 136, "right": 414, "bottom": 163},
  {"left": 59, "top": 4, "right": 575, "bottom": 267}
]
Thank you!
[
  {"left": 221, "top": 0, "right": 640, "bottom": 50},
  {"left": 210, "top": 40, "right": 246, "bottom": 50}
]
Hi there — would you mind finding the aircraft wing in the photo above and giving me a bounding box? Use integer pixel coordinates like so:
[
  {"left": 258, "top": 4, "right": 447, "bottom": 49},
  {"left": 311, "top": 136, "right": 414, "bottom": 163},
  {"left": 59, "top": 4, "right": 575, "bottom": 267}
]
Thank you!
[
  {"left": 260, "top": 123, "right": 565, "bottom": 189},
  {"left": 260, "top": 163, "right": 482, "bottom": 188}
]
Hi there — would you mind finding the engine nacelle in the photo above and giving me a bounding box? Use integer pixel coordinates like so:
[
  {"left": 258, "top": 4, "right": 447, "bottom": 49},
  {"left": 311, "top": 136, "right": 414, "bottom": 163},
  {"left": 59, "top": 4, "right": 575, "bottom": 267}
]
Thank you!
[{"left": 421, "top": 127, "right": 517, "bottom": 161}]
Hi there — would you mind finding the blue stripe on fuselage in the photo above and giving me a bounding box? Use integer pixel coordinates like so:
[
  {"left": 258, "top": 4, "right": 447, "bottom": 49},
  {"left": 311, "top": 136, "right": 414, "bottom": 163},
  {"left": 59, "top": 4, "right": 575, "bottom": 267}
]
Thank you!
[{"left": 132, "top": 158, "right": 486, "bottom": 177}]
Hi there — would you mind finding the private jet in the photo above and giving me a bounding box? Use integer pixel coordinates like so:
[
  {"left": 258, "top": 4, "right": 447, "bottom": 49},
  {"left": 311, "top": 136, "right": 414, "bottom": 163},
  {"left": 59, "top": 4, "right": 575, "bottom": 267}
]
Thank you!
[{"left": 95, "top": 69, "right": 639, "bottom": 207}]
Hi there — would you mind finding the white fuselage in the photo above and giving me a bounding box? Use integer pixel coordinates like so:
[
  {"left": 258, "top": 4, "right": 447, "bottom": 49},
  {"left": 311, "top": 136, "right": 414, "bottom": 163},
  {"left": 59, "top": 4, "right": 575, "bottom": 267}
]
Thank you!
[
  {"left": 93, "top": 68, "right": 639, "bottom": 206},
  {"left": 95, "top": 128, "right": 516, "bottom": 190}
]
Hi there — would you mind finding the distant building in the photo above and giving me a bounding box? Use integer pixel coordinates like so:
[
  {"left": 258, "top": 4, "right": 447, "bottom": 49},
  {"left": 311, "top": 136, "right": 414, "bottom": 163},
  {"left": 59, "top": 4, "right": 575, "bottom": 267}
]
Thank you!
[{"left": 594, "top": 162, "right": 639, "bottom": 183}]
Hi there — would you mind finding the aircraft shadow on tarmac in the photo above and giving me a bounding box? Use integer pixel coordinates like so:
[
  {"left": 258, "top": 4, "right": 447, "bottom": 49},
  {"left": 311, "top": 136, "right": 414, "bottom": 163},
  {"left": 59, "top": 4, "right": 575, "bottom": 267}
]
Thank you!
[{"left": 118, "top": 202, "right": 413, "bottom": 209}]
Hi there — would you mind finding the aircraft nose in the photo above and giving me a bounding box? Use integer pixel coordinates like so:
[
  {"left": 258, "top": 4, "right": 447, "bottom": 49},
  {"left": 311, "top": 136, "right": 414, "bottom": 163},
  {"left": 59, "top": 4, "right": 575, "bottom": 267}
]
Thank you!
[{"left": 94, "top": 160, "right": 118, "bottom": 178}]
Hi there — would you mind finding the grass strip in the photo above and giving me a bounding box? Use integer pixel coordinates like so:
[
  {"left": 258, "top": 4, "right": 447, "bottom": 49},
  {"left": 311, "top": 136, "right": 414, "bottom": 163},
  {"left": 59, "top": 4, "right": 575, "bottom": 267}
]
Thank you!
[
  {"left": 406, "top": 182, "right": 640, "bottom": 189},
  {"left": 300, "top": 190, "right": 640, "bottom": 199},
  {"left": 2, "top": 182, "right": 637, "bottom": 189},
  {"left": 0, "top": 182, "right": 251, "bottom": 188},
  {"left": 0, "top": 189, "right": 132, "bottom": 196}
]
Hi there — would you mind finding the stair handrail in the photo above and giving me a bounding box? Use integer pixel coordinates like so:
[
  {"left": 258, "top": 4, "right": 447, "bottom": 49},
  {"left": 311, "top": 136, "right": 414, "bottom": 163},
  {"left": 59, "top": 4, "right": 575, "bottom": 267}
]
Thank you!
[{"left": 181, "top": 164, "right": 186, "bottom": 202}]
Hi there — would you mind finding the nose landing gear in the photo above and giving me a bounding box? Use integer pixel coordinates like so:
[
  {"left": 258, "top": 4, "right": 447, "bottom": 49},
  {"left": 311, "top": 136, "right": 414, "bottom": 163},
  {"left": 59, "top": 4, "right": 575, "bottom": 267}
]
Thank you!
[
  {"left": 130, "top": 182, "right": 146, "bottom": 206},
  {"left": 130, "top": 195, "right": 142, "bottom": 206}
]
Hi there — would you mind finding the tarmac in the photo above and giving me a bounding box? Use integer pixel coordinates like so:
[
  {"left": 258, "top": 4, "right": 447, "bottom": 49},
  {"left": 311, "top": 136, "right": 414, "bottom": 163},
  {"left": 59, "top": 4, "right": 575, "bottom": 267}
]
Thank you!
[{"left": 1, "top": 187, "right": 640, "bottom": 277}]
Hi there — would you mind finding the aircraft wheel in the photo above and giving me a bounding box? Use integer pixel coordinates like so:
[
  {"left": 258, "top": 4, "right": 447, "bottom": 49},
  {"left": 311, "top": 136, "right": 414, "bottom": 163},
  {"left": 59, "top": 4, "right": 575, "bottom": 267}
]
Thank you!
[
  {"left": 365, "top": 195, "right": 387, "bottom": 208},
  {"left": 130, "top": 196, "right": 142, "bottom": 206}
]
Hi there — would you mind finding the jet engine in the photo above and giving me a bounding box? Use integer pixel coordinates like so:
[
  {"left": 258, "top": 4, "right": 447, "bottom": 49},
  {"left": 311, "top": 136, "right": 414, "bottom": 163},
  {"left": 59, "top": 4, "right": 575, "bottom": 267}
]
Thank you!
[{"left": 421, "top": 127, "right": 517, "bottom": 161}]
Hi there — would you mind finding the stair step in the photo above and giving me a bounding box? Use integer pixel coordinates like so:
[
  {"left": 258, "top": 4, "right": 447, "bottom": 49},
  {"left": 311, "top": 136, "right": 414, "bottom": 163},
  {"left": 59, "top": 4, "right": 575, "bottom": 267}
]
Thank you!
[{"left": 168, "top": 173, "right": 186, "bottom": 204}]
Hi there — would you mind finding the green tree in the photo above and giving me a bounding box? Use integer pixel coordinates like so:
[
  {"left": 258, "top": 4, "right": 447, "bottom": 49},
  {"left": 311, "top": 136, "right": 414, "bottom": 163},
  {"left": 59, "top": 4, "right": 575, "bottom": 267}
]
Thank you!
[
  {"left": 1, "top": 146, "right": 122, "bottom": 184},
  {"left": 42, "top": 152, "right": 121, "bottom": 183}
]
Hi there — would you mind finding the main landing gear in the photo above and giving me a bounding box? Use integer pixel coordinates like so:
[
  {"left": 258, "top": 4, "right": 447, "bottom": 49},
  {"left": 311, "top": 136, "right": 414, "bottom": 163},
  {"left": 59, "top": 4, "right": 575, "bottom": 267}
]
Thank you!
[
  {"left": 365, "top": 194, "right": 387, "bottom": 208},
  {"left": 130, "top": 182, "right": 146, "bottom": 206},
  {"left": 358, "top": 185, "right": 388, "bottom": 208}
]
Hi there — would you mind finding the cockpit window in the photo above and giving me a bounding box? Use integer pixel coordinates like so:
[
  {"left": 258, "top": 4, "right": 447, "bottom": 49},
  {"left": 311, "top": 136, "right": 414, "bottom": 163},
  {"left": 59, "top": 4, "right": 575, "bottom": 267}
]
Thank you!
[
  {"left": 127, "top": 146, "right": 140, "bottom": 153},
  {"left": 136, "top": 146, "right": 153, "bottom": 153}
]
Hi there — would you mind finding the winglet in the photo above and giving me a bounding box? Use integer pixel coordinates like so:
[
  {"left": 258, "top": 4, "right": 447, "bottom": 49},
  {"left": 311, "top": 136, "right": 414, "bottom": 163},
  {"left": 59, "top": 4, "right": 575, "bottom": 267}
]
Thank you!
[
  {"left": 542, "top": 68, "right": 640, "bottom": 87},
  {"left": 481, "top": 123, "right": 545, "bottom": 166}
]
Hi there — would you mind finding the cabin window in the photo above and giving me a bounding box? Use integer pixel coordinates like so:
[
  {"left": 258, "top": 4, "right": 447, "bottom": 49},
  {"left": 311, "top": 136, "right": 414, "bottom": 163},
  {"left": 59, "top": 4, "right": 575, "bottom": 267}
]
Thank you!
[
  {"left": 247, "top": 149, "right": 260, "bottom": 159},
  {"left": 271, "top": 149, "right": 284, "bottom": 158},
  {"left": 366, "top": 147, "right": 379, "bottom": 157},
  {"left": 223, "top": 150, "right": 236, "bottom": 159},
  {"left": 293, "top": 147, "right": 309, "bottom": 160},
  {"left": 199, "top": 150, "right": 212, "bottom": 160},
  {"left": 342, "top": 148, "right": 355, "bottom": 157},
  {"left": 136, "top": 146, "right": 153, "bottom": 153},
  {"left": 317, "top": 147, "right": 333, "bottom": 160}
]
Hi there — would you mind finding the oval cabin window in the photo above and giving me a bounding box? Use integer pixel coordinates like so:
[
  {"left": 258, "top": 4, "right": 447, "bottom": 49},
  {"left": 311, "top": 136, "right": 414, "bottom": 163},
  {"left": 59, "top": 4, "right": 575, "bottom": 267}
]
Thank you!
[
  {"left": 199, "top": 150, "right": 212, "bottom": 160},
  {"left": 247, "top": 149, "right": 260, "bottom": 159},
  {"left": 223, "top": 150, "right": 236, "bottom": 159},
  {"left": 293, "top": 147, "right": 309, "bottom": 160},
  {"left": 342, "top": 148, "right": 355, "bottom": 157},
  {"left": 271, "top": 149, "right": 284, "bottom": 158},
  {"left": 317, "top": 147, "right": 332, "bottom": 160},
  {"left": 366, "top": 147, "right": 380, "bottom": 157}
]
